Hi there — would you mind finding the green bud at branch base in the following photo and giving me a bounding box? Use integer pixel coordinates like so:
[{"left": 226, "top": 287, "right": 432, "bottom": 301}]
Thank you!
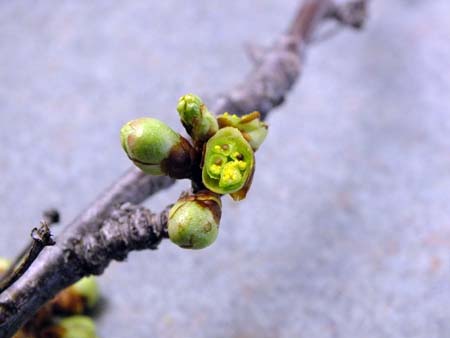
[
  {"left": 52, "top": 276, "right": 99, "bottom": 315},
  {"left": 71, "top": 276, "right": 100, "bottom": 310},
  {"left": 12, "top": 277, "right": 99, "bottom": 337},
  {"left": 51, "top": 276, "right": 100, "bottom": 315},
  {"left": 177, "top": 94, "right": 219, "bottom": 146},
  {"left": 168, "top": 191, "right": 222, "bottom": 249},
  {"left": 202, "top": 127, "right": 255, "bottom": 200},
  {"left": 217, "top": 111, "right": 268, "bottom": 151},
  {"left": 120, "top": 117, "right": 196, "bottom": 179},
  {"left": 40, "top": 316, "right": 98, "bottom": 338}
]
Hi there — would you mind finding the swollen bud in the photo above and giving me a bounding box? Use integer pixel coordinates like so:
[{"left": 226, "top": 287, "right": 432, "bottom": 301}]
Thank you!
[
  {"left": 217, "top": 111, "right": 268, "bottom": 151},
  {"left": 202, "top": 127, "right": 255, "bottom": 200},
  {"left": 40, "top": 316, "right": 98, "bottom": 338},
  {"left": 52, "top": 276, "right": 99, "bottom": 314},
  {"left": 168, "top": 191, "right": 222, "bottom": 249},
  {"left": 120, "top": 117, "right": 196, "bottom": 179},
  {"left": 72, "top": 276, "right": 99, "bottom": 310},
  {"left": 177, "top": 94, "right": 218, "bottom": 146}
]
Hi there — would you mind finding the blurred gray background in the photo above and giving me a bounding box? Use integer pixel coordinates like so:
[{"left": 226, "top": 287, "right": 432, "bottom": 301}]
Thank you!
[{"left": 1, "top": 1, "right": 450, "bottom": 337}]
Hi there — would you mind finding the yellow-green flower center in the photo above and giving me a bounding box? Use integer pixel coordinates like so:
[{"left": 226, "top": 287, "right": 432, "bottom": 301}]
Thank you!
[
  {"left": 202, "top": 127, "right": 254, "bottom": 196},
  {"left": 206, "top": 143, "right": 248, "bottom": 189}
]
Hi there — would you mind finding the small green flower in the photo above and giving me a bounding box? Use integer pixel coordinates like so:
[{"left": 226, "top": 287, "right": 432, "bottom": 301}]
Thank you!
[
  {"left": 217, "top": 111, "right": 268, "bottom": 151},
  {"left": 41, "top": 316, "right": 98, "bottom": 338},
  {"left": 202, "top": 127, "right": 254, "bottom": 199},
  {"left": 120, "top": 117, "right": 196, "bottom": 179},
  {"left": 177, "top": 94, "right": 218, "bottom": 146},
  {"left": 168, "top": 191, "right": 222, "bottom": 249}
]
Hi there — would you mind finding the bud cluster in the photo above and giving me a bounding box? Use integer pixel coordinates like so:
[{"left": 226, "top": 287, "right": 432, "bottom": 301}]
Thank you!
[{"left": 120, "top": 93, "right": 268, "bottom": 250}]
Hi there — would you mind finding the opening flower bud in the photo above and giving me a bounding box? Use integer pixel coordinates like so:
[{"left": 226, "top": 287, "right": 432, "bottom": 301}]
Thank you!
[
  {"left": 202, "top": 127, "right": 254, "bottom": 199},
  {"left": 177, "top": 94, "right": 219, "bottom": 146},
  {"left": 217, "top": 111, "right": 268, "bottom": 151},
  {"left": 120, "top": 117, "right": 196, "bottom": 179},
  {"left": 40, "top": 315, "right": 98, "bottom": 338},
  {"left": 168, "top": 191, "right": 222, "bottom": 249},
  {"left": 52, "top": 276, "right": 99, "bottom": 315}
]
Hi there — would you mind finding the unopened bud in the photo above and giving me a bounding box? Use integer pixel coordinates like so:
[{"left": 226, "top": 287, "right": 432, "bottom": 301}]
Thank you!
[
  {"left": 72, "top": 276, "right": 99, "bottom": 309},
  {"left": 120, "top": 117, "right": 196, "bottom": 179},
  {"left": 168, "top": 191, "right": 221, "bottom": 249},
  {"left": 177, "top": 94, "right": 218, "bottom": 146},
  {"left": 52, "top": 276, "right": 99, "bottom": 315}
]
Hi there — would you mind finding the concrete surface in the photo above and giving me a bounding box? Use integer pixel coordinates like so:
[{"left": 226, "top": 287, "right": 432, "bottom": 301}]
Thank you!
[{"left": 1, "top": 1, "right": 450, "bottom": 337}]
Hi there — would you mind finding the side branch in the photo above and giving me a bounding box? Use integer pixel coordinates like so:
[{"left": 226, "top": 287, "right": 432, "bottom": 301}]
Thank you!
[
  {"left": 0, "top": 223, "right": 54, "bottom": 293},
  {"left": 211, "top": 0, "right": 366, "bottom": 118}
]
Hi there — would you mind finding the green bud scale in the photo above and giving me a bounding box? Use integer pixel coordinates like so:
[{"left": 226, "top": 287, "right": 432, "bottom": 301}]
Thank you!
[
  {"left": 120, "top": 117, "right": 196, "bottom": 179},
  {"left": 168, "top": 191, "right": 222, "bottom": 249}
]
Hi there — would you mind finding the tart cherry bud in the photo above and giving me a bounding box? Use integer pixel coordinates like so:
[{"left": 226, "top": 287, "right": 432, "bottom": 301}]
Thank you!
[
  {"left": 120, "top": 117, "right": 196, "bottom": 179},
  {"left": 177, "top": 94, "right": 218, "bottom": 146},
  {"left": 168, "top": 191, "right": 222, "bottom": 249}
]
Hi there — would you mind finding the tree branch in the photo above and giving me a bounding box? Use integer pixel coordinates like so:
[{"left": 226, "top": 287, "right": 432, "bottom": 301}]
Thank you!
[
  {"left": 75, "top": 203, "right": 171, "bottom": 276},
  {"left": 0, "top": 0, "right": 368, "bottom": 336},
  {"left": 0, "top": 223, "right": 55, "bottom": 294}
]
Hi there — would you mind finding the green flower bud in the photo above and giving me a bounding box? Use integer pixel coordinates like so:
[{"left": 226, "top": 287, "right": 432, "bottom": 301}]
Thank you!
[
  {"left": 177, "top": 94, "right": 219, "bottom": 146},
  {"left": 72, "top": 276, "right": 99, "bottom": 309},
  {"left": 52, "top": 276, "right": 99, "bottom": 314},
  {"left": 41, "top": 316, "right": 98, "bottom": 338},
  {"left": 217, "top": 111, "right": 268, "bottom": 151},
  {"left": 168, "top": 191, "right": 222, "bottom": 249},
  {"left": 121, "top": 117, "right": 196, "bottom": 179},
  {"left": 202, "top": 127, "right": 255, "bottom": 199},
  {"left": 0, "top": 257, "right": 11, "bottom": 275}
]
